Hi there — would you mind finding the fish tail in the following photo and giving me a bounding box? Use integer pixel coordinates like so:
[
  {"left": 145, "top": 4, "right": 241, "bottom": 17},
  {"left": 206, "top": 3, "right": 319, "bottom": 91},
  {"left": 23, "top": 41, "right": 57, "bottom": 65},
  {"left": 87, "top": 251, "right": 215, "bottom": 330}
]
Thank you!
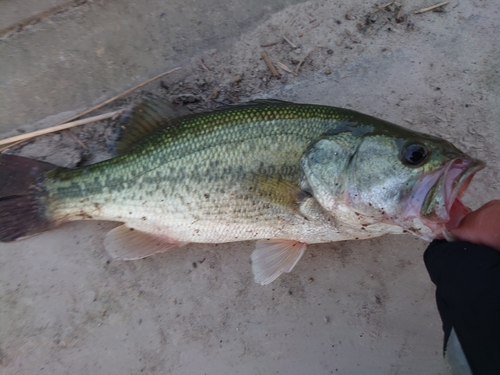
[{"left": 0, "top": 154, "right": 57, "bottom": 242}]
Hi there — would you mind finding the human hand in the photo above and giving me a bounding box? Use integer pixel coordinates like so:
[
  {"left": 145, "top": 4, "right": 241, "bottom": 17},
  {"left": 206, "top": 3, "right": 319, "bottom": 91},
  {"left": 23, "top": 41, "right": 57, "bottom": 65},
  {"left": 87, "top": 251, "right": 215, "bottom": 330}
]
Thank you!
[{"left": 446, "top": 200, "right": 500, "bottom": 251}]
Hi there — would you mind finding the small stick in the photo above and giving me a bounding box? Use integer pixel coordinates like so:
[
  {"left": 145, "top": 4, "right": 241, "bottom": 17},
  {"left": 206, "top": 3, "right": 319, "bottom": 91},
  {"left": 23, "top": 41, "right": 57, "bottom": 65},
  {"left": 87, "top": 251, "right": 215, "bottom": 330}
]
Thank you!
[
  {"left": 0, "top": 140, "right": 24, "bottom": 153},
  {"left": 414, "top": 1, "right": 449, "bottom": 14},
  {"left": 397, "top": 0, "right": 404, "bottom": 19},
  {"left": 374, "top": 1, "right": 395, "bottom": 12},
  {"left": 261, "top": 51, "right": 281, "bottom": 78},
  {"left": 295, "top": 47, "right": 325, "bottom": 74},
  {"left": 209, "top": 87, "right": 220, "bottom": 100},
  {"left": 275, "top": 61, "right": 297, "bottom": 76},
  {"left": 56, "top": 67, "right": 181, "bottom": 125},
  {"left": 260, "top": 41, "right": 279, "bottom": 47},
  {"left": 0, "top": 67, "right": 181, "bottom": 151},
  {"left": 66, "top": 130, "right": 89, "bottom": 150},
  {"left": 283, "top": 36, "right": 298, "bottom": 49},
  {"left": 200, "top": 59, "right": 211, "bottom": 72},
  {"left": 0, "top": 111, "right": 121, "bottom": 147}
]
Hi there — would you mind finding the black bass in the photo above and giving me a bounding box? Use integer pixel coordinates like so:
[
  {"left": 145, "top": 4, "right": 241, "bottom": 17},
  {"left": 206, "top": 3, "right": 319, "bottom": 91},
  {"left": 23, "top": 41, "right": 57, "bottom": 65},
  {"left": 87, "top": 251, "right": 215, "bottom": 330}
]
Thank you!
[{"left": 0, "top": 99, "right": 484, "bottom": 284}]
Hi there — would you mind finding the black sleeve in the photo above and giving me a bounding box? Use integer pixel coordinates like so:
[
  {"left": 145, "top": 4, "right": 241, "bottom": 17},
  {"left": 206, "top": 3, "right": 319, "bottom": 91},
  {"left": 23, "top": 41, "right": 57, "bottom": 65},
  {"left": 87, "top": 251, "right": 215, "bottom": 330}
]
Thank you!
[{"left": 424, "top": 240, "right": 500, "bottom": 375}]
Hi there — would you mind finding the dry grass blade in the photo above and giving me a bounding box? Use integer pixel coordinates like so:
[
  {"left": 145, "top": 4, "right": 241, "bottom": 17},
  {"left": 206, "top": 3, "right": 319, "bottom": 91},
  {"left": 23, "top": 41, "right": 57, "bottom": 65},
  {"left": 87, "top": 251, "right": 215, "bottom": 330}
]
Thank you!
[
  {"left": 295, "top": 47, "right": 325, "bottom": 74},
  {"left": 200, "top": 60, "right": 211, "bottom": 72},
  {"left": 209, "top": 87, "right": 220, "bottom": 99},
  {"left": 414, "top": 1, "right": 449, "bottom": 14},
  {"left": 0, "top": 111, "right": 121, "bottom": 148},
  {"left": 275, "top": 61, "right": 297, "bottom": 76},
  {"left": 0, "top": 140, "right": 25, "bottom": 153},
  {"left": 0, "top": 67, "right": 181, "bottom": 152},
  {"left": 66, "top": 130, "right": 89, "bottom": 150},
  {"left": 0, "top": 0, "right": 88, "bottom": 39},
  {"left": 397, "top": 1, "right": 404, "bottom": 19},
  {"left": 261, "top": 51, "right": 281, "bottom": 78},
  {"left": 57, "top": 67, "right": 181, "bottom": 125},
  {"left": 374, "top": 0, "right": 395, "bottom": 12},
  {"left": 260, "top": 41, "right": 279, "bottom": 47},
  {"left": 283, "top": 36, "right": 298, "bottom": 49}
]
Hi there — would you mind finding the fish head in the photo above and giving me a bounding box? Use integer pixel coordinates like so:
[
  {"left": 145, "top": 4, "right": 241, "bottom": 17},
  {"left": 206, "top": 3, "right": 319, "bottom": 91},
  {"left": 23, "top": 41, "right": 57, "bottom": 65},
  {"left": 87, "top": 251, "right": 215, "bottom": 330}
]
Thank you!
[{"left": 301, "top": 123, "right": 485, "bottom": 240}]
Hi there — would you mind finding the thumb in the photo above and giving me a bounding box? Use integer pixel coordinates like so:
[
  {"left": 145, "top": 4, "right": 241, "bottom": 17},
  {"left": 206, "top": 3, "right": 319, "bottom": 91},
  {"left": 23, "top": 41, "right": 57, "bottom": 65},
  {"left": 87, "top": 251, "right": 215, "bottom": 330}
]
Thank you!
[
  {"left": 445, "top": 200, "right": 500, "bottom": 251},
  {"left": 446, "top": 199, "right": 471, "bottom": 230}
]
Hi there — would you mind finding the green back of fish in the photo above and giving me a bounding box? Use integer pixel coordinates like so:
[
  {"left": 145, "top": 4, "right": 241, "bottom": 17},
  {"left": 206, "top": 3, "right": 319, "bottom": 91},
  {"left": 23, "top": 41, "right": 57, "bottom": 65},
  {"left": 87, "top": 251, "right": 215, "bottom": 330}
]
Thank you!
[{"left": 42, "top": 100, "right": 419, "bottom": 223}]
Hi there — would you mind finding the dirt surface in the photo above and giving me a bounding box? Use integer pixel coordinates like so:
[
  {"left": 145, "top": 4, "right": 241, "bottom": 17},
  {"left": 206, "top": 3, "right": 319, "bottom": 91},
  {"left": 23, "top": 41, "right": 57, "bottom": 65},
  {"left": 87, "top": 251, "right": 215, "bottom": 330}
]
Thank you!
[{"left": 1, "top": 0, "right": 499, "bottom": 374}]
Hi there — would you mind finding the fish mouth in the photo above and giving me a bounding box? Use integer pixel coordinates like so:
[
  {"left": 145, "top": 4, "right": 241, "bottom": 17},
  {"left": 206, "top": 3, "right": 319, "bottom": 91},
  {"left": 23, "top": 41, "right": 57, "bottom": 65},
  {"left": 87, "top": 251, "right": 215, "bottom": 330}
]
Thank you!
[{"left": 419, "top": 157, "right": 485, "bottom": 235}]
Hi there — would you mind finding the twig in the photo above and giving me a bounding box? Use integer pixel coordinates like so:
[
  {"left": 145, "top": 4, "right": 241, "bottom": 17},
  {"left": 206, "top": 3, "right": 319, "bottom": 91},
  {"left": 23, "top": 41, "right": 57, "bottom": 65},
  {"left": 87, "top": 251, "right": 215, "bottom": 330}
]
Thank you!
[
  {"left": 66, "top": 130, "right": 89, "bottom": 150},
  {"left": 0, "top": 0, "right": 88, "bottom": 39},
  {"left": 283, "top": 36, "right": 298, "bottom": 49},
  {"left": 0, "top": 67, "right": 181, "bottom": 152},
  {"left": 414, "top": 1, "right": 449, "bottom": 14},
  {"left": 260, "top": 41, "right": 279, "bottom": 47},
  {"left": 261, "top": 51, "right": 281, "bottom": 78},
  {"left": 275, "top": 61, "right": 297, "bottom": 76},
  {"left": 209, "top": 87, "right": 220, "bottom": 100},
  {"left": 0, "top": 140, "right": 25, "bottom": 153},
  {"left": 0, "top": 111, "right": 121, "bottom": 147},
  {"left": 397, "top": 0, "right": 404, "bottom": 19},
  {"left": 295, "top": 47, "right": 324, "bottom": 74},
  {"left": 200, "top": 59, "right": 210, "bottom": 72},
  {"left": 56, "top": 67, "right": 181, "bottom": 125},
  {"left": 375, "top": 0, "right": 395, "bottom": 12}
]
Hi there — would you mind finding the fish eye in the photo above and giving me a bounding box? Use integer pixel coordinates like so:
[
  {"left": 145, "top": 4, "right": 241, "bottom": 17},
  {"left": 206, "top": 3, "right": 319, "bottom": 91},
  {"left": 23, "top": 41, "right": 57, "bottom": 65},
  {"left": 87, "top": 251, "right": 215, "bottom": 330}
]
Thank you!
[{"left": 402, "top": 143, "right": 429, "bottom": 167}]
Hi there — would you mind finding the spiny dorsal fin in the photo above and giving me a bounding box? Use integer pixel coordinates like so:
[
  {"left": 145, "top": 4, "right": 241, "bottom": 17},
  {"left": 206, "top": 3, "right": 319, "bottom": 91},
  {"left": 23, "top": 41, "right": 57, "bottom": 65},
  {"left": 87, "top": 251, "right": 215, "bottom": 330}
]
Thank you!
[
  {"left": 114, "top": 96, "right": 191, "bottom": 154},
  {"left": 249, "top": 99, "right": 292, "bottom": 105},
  {"left": 205, "top": 99, "right": 293, "bottom": 114}
]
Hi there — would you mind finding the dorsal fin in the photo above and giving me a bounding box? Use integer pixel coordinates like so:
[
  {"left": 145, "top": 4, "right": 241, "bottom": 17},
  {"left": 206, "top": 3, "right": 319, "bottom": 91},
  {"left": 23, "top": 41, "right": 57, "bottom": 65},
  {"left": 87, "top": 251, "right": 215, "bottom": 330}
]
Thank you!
[
  {"left": 114, "top": 96, "right": 191, "bottom": 154},
  {"left": 206, "top": 99, "right": 294, "bottom": 114},
  {"left": 249, "top": 98, "right": 292, "bottom": 105}
]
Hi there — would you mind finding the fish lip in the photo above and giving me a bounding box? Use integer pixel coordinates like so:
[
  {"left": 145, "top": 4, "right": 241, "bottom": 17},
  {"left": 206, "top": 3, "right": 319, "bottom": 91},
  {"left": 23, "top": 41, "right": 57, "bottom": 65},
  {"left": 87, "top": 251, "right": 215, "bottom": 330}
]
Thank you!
[
  {"left": 397, "top": 156, "right": 485, "bottom": 240},
  {"left": 446, "top": 158, "right": 485, "bottom": 211},
  {"left": 421, "top": 157, "right": 485, "bottom": 225}
]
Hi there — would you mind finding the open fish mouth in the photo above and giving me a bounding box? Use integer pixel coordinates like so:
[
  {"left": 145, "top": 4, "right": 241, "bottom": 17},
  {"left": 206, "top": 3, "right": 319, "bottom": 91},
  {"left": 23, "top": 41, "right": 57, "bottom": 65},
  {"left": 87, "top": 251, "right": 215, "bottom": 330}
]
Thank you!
[
  {"left": 419, "top": 157, "right": 485, "bottom": 235},
  {"left": 398, "top": 156, "right": 485, "bottom": 239}
]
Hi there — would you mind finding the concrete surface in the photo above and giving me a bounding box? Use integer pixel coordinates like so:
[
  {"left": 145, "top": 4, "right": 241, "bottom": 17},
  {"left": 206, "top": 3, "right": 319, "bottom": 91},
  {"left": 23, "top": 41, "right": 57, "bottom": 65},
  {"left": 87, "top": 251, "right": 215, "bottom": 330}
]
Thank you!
[
  {"left": 1, "top": 0, "right": 499, "bottom": 374},
  {"left": 0, "top": 0, "right": 304, "bottom": 133}
]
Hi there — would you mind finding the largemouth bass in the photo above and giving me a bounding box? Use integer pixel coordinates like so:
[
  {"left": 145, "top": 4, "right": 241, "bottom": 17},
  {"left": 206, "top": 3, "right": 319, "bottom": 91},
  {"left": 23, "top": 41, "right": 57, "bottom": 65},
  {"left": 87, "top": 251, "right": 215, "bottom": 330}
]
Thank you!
[{"left": 0, "top": 99, "right": 485, "bottom": 284}]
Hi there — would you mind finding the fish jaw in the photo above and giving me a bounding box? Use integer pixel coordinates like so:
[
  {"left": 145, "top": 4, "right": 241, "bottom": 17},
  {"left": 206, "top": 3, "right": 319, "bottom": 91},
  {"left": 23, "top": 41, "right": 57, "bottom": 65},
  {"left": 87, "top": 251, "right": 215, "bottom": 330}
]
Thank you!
[{"left": 400, "top": 157, "right": 485, "bottom": 239}]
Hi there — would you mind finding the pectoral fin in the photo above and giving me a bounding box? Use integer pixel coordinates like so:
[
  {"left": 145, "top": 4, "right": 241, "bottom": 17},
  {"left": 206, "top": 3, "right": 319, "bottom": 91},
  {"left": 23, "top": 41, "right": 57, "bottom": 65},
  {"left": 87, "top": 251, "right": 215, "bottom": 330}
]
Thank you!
[
  {"left": 251, "top": 174, "right": 311, "bottom": 213},
  {"left": 104, "top": 224, "right": 188, "bottom": 260},
  {"left": 251, "top": 239, "right": 307, "bottom": 285}
]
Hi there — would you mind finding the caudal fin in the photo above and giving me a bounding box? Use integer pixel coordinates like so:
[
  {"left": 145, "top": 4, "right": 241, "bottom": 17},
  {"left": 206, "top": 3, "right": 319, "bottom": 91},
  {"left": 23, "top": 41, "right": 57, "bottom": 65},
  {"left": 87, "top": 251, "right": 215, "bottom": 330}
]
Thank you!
[{"left": 0, "top": 154, "right": 56, "bottom": 242}]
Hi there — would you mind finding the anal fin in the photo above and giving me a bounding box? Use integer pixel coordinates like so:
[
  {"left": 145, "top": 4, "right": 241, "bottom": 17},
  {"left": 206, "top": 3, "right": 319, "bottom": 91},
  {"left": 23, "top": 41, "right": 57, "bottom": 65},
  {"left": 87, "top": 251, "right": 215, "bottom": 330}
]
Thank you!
[
  {"left": 251, "top": 239, "right": 307, "bottom": 285},
  {"left": 104, "top": 224, "right": 188, "bottom": 260}
]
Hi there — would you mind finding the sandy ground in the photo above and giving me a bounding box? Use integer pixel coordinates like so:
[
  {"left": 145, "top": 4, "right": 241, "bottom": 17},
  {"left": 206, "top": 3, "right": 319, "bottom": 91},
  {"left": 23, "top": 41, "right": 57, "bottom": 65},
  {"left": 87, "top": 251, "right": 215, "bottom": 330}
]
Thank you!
[{"left": 1, "top": 0, "right": 499, "bottom": 374}]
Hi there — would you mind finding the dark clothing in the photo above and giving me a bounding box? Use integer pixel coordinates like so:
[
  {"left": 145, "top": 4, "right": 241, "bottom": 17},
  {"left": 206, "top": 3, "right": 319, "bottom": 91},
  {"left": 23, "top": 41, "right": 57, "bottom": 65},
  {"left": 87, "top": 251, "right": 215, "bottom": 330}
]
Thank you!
[{"left": 424, "top": 240, "right": 500, "bottom": 375}]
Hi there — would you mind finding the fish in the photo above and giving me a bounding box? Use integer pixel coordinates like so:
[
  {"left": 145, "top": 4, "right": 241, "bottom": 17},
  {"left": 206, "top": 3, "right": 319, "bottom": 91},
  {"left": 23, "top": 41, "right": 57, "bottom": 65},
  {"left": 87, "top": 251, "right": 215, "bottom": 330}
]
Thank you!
[{"left": 0, "top": 98, "right": 485, "bottom": 285}]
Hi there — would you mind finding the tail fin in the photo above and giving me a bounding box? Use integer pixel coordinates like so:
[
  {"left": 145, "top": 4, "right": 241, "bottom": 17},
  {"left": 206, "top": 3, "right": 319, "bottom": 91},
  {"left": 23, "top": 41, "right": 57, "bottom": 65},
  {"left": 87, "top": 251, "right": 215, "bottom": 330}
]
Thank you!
[{"left": 0, "top": 154, "right": 57, "bottom": 242}]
